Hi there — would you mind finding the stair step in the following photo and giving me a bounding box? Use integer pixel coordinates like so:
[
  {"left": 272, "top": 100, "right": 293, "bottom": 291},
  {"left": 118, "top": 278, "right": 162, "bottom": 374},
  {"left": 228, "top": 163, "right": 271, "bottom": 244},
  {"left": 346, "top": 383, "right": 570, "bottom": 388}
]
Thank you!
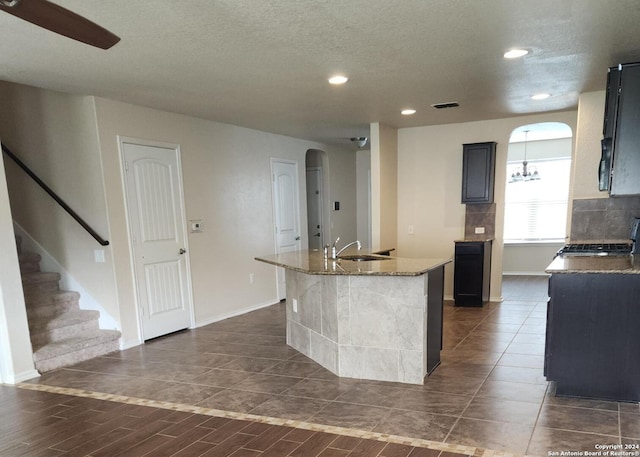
[
  {"left": 27, "top": 301, "right": 81, "bottom": 320},
  {"left": 24, "top": 290, "right": 80, "bottom": 310},
  {"left": 22, "top": 271, "right": 60, "bottom": 294},
  {"left": 30, "top": 309, "right": 100, "bottom": 331},
  {"left": 12, "top": 236, "right": 122, "bottom": 372},
  {"left": 19, "top": 252, "right": 41, "bottom": 274},
  {"left": 30, "top": 310, "right": 100, "bottom": 345},
  {"left": 33, "top": 330, "right": 121, "bottom": 373}
]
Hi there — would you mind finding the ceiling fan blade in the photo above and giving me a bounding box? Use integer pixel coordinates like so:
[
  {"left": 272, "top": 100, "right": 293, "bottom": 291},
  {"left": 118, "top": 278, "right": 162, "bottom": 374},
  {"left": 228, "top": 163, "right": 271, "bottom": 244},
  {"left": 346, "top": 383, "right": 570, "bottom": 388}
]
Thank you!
[{"left": 0, "top": 0, "right": 120, "bottom": 49}]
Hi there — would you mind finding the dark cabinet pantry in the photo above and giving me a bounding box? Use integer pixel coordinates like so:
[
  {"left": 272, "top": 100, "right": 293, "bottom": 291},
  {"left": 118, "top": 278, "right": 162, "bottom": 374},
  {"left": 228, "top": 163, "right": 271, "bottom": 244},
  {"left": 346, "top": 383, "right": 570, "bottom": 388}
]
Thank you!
[{"left": 461, "top": 142, "right": 496, "bottom": 204}]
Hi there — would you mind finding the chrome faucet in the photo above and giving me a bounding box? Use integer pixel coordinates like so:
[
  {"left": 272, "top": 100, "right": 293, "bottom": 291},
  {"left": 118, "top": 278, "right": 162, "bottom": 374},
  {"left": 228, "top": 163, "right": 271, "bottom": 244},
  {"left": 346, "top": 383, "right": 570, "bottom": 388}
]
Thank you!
[{"left": 331, "top": 237, "right": 361, "bottom": 259}]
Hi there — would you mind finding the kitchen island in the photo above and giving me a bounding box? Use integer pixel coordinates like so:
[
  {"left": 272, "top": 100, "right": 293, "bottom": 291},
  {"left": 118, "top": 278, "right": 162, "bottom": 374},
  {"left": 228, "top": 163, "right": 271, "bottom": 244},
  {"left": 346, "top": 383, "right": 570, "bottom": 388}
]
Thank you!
[
  {"left": 545, "top": 255, "right": 640, "bottom": 402},
  {"left": 255, "top": 250, "right": 451, "bottom": 384}
]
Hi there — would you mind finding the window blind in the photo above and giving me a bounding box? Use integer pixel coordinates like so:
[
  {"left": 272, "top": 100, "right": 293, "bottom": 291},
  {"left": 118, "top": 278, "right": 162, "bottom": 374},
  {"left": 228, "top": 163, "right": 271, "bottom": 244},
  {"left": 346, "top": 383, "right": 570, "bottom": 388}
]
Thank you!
[{"left": 504, "top": 158, "right": 571, "bottom": 242}]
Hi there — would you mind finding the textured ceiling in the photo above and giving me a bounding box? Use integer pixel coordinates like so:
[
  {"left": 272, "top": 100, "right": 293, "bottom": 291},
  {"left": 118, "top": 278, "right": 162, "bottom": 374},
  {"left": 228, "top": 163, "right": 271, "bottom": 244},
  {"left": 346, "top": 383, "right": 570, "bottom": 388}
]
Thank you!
[{"left": 1, "top": 0, "right": 640, "bottom": 146}]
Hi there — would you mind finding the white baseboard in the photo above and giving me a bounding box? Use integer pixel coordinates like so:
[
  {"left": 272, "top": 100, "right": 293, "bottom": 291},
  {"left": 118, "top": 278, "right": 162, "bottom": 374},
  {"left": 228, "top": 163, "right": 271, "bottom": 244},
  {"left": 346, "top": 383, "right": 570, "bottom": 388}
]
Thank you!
[
  {"left": 116, "top": 300, "right": 281, "bottom": 350},
  {"left": 503, "top": 271, "right": 550, "bottom": 276},
  {"left": 2, "top": 368, "right": 40, "bottom": 385},
  {"left": 446, "top": 294, "right": 504, "bottom": 303},
  {"left": 119, "top": 338, "right": 143, "bottom": 351},
  {"left": 194, "top": 299, "right": 281, "bottom": 329},
  {"left": 13, "top": 223, "right": 120, "bottom": 331}
]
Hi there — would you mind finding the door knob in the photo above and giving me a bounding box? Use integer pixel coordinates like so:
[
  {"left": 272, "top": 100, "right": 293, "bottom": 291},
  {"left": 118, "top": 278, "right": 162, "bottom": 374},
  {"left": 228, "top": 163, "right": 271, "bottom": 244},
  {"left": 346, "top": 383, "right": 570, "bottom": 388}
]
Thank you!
[
  {"left": 314, "top": 233, "right": 321, "bottom": 237},
  {"left": 295, "top": 236, "right": 301, "bottom": 240},
  {"left": 179, "top": 248, "right": 186, "bottom": 255}
]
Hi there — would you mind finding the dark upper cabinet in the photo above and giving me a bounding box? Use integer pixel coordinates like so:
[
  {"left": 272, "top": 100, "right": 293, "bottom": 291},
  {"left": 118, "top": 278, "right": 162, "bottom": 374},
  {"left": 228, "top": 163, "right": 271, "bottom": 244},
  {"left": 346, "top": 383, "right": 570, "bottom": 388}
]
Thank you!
[
  {"left": 603, "top": 67, "right": 620, "bottom": 139},
  {"left": 461, "top": 142, "right": 496, "bottom": 204},
  {"left": 603, "top": 63, "right": 640, "bottom": 196}
]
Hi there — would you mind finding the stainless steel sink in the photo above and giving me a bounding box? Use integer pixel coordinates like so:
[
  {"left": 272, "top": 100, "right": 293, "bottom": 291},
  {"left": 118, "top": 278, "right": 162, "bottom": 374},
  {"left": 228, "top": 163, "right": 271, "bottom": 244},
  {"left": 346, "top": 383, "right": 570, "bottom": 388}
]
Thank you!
[{"left": 338, "top": 254, "right": 391, "bottom": 261}]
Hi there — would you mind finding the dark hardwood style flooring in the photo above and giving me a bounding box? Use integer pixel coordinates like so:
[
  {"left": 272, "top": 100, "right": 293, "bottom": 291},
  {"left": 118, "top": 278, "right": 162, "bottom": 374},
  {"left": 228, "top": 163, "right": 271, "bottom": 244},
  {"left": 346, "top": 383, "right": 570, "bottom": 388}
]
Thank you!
[
  {"left": 0, "top": 385, "right": 465, "bottom": 457},
  {"left": 11, "top": 276, "right": 640, "bottom": 456}
]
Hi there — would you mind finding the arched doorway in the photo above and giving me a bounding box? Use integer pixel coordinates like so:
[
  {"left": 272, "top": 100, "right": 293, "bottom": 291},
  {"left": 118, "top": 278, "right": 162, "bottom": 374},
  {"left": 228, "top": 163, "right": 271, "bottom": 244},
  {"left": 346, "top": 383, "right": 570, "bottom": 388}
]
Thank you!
[
  {"left": 305, "top": 149, "right": 327, "bottom": 251},
  {"left": 502, "top": 122, "right": 573, "bottom": 275}
]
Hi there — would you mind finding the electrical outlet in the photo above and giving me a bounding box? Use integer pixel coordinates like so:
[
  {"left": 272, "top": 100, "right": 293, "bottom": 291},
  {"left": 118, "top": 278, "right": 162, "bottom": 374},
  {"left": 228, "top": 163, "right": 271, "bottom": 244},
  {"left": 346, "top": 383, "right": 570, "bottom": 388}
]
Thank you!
[
  {"left": 94, "top": 249, "right": 105, "bottom": 263},
  {"left": 292, "top": 298, "right": 298, "bottom": 313},
  {"left": 475, "top": 227, "right": 485, "bottom": 234},
  {"left": 408, "top": 225, "right": 414, "bottom": 235},
  {"left": 249, "top": 273, "right": 254, "bottom": 284}
]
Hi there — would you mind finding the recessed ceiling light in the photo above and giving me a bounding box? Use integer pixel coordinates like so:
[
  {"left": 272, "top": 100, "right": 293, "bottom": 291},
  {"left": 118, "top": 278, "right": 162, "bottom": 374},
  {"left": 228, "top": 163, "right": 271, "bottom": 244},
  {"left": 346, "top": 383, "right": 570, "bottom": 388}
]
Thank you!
[
  {"left": 328, "top": 75, "right": 348, "bottom": 85},
  {"left": 504, "top": 49, "right": 529, "bottom": 59},
  {"left": 401, "top": 109, "right": 416, "bottom": 115},
  {"left": 531, "top": 93, "right": 551, "bottom": 100}
]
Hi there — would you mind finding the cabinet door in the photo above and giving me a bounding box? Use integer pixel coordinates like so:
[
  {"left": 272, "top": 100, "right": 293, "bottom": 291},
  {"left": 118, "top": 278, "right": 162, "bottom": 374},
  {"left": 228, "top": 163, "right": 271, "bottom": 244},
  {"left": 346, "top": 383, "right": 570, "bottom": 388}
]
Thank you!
[
  {"left": 603, "top": 67, "right": 620, "bottom": 139},
  {"left": 611, "top": 64, "right": 640, "bottom": 195},
  {"left": 453, "top": 243, "right": 484, "bottom": 305},
  {"left": 461, "top": 142, "right": 496, "bottom": 204},
  {"left": 426, "top": 265, "right": 444, "bottom": 374},
  {"left": 546, "top": 273, "right": 640, "bottom": 401}
]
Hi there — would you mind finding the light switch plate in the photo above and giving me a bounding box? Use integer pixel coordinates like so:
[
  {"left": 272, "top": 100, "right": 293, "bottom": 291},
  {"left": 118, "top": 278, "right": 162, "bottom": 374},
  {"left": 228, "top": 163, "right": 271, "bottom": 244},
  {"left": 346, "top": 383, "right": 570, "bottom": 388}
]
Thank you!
[
  {"left": 94, "top": 249, "right": 105, "bottom": 263},
  {"left": 190, "top": 219, "right": 204, "bottom": 233}
]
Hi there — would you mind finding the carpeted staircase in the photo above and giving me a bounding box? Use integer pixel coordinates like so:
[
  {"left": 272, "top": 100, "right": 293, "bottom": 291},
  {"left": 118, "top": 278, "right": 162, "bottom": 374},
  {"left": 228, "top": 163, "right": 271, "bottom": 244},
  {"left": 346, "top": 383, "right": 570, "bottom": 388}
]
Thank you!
[{"left": 16, "top": 236, "right": 121, "bottom": 372}]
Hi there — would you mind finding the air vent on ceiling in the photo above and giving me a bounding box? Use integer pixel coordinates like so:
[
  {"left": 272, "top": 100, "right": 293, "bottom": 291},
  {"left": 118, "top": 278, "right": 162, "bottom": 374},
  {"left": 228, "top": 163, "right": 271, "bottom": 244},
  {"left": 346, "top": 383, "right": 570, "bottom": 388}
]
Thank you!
[{"left": 431, "top": 102, "right": 460, "bottom": 109}]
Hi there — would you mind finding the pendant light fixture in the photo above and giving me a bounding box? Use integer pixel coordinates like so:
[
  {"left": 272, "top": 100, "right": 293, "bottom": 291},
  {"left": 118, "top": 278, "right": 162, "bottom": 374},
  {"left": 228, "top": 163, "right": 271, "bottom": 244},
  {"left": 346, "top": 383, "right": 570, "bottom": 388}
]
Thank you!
[{"left": 509, "top": 130, "right": 540, "bottom": 183}]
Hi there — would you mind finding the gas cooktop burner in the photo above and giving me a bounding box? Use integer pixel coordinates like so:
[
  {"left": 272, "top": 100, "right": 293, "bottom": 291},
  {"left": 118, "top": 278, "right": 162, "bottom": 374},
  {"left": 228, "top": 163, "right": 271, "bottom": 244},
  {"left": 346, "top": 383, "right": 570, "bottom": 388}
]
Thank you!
[{"left": 558, "top": 243, "right": 632, "bottom": 256}]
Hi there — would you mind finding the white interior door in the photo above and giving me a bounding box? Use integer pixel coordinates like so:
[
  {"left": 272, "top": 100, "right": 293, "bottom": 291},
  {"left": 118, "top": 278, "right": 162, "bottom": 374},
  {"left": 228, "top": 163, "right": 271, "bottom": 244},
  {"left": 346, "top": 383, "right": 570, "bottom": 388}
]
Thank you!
[
  {"left": 122, "top": 139, "right": 193, "bottom": 341},
  {"left": 271, "top": 159, "right": 301, "bottom": 300},
  {"left": 306, "top": 167, "right": 324, "bottom": 250}
]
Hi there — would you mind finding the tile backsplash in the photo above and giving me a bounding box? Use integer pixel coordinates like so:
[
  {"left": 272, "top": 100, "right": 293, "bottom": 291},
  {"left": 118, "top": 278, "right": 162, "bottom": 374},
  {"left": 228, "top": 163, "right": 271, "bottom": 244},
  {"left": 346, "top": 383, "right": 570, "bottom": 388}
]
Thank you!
[
  {"left": 570, "top": 196, "right": 640, "bottom": 241},
  {"left": 464, "top": 203, "right": 496, "bottom": 240}
]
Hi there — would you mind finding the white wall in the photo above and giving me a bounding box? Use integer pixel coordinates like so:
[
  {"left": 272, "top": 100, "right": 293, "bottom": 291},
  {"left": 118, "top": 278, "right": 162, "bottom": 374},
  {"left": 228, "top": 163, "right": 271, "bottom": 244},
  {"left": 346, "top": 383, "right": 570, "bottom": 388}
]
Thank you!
[
  {"left": 0, "top": 142, "right": 39, "bottom": 383},
  {"left": 370, "top": 123, "right": 398, "bottom": 251},
  {"left": 502, "top": 243, "right": 563, "bottom": 275},
  {"left": 356, "top": 149, "right": 371, "bottom": 248},
  {"left": 93, "top": 97, "right": 356, "bottom": 346},
  {"left": 326, "top": 149, "right": 358, "bottom": 246},
  {"left": 397, "top": 111, "right": 577, "bottom": 299},
  {"left": 507, "top": 137, "right": 573, "bottom": 162}
]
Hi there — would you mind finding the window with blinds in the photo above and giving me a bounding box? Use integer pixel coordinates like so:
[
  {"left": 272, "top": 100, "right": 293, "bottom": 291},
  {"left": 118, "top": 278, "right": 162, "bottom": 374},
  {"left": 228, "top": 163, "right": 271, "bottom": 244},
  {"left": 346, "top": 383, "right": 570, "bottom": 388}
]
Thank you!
[{"left": 504, "top": 158, "right": 571, "bottom": 242}]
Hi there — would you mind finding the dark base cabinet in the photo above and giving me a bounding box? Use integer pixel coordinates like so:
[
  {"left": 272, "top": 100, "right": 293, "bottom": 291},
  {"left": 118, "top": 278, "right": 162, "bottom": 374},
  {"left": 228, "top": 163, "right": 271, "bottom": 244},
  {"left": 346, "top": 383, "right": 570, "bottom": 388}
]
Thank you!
[
  {"left": 545, "top": 273, "right": 640, "bottom": 402},
  {"left": 454, "top": 241, "right": 491, "bottom": 306},
  {"left": 426, "top": 265, "right": 444, "bottom": 375}
]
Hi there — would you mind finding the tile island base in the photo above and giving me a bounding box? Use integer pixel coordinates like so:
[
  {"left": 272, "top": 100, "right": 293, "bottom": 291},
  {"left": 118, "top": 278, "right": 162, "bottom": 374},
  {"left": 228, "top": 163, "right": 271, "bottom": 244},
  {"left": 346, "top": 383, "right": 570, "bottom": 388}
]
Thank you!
[{"left": 256, "top": 250, "right": 450, "bottom": 385}]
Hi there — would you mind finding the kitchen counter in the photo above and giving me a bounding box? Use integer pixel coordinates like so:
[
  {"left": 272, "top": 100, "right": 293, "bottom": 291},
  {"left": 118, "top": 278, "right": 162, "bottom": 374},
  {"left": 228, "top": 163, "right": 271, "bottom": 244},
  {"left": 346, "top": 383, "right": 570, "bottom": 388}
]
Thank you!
[
  {"left": 546, "top": 254, "right": 640, "bottom": 274},
  {"left": 255, "top": 249, "right": 450, "bottom": 276},
  {"left": 255, "top": 250, "right": 450, "bottom": 384}
]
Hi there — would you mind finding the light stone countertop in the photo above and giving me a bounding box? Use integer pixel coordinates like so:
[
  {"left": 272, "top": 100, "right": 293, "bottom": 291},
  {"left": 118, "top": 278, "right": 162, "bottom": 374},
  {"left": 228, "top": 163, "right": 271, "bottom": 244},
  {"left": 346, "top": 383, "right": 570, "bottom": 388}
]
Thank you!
[
  {"left": 546, "top": 255, "right": 640, "bottom": 274},
  {"left": 255, "top": 249, "right": 451, "bottom": 276}
]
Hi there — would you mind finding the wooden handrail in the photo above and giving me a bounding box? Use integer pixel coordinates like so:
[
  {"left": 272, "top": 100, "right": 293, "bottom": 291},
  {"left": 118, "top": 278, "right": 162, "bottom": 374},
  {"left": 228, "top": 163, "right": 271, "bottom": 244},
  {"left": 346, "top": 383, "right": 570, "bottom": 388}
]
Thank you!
[{"left": 2, "top": 143, "right": 109, "bottom": 246}]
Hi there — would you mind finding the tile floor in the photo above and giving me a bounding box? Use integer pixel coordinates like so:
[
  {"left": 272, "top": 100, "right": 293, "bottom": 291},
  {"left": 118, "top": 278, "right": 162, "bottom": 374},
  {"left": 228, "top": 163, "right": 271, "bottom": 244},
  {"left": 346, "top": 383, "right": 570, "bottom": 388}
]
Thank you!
[
  {"left": 0, "top": 385, "right": 466, "bottom": 456},
  {"left": 24, "top": 276, "right": 640, "bottom": 456}
]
